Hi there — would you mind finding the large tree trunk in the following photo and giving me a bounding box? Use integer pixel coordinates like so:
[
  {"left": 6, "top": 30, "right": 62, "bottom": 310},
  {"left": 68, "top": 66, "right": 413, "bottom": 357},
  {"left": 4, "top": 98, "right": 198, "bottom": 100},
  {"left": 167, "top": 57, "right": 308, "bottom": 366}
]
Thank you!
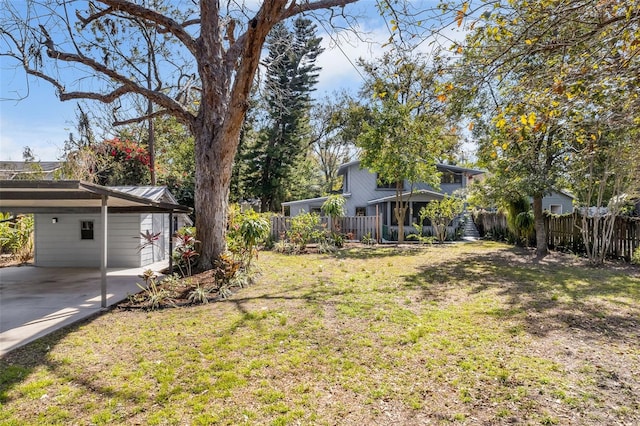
[
  {"left": 193, "top": 1, "right": 280, "bottom": 270},
  {"left": 533, "top": 195, "right": 547, "bottom": 258},
  {"left": 194, "top": 122, "right": 233, "bottom": 271}
]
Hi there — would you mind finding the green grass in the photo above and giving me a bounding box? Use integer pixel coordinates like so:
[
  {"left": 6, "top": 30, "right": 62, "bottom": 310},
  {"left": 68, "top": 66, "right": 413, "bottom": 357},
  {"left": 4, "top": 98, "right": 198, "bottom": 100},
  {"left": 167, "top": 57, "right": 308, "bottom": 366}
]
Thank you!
[{"left": 1, "top": 241, "right": 639, "bottom": 425}]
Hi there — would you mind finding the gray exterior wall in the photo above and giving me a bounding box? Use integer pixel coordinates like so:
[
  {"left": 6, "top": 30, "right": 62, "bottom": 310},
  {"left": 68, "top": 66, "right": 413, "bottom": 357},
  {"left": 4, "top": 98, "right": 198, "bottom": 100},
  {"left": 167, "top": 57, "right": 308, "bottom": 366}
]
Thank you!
[
  {"left": 287, "top": 199, "right": 327, "bottom": 216},
  {"left": 539, "top": 192, "right": 574, "bottom": 214},
  {"left": 34, "top": 213, "right": 170, "bottom": 268},
  {"left": 341, "top": 163, "right": 469, "bottom": 216}
]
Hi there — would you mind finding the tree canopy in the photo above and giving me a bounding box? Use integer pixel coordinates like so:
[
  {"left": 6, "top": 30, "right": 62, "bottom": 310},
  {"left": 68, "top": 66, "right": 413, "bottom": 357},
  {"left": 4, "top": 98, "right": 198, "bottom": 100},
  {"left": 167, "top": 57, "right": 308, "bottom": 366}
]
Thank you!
[
  {"left": 356, "top": 51, "right": 458, "bottom": 242},
  {"left": 454, "top": 0, "right": 640, "bottom": 256}
]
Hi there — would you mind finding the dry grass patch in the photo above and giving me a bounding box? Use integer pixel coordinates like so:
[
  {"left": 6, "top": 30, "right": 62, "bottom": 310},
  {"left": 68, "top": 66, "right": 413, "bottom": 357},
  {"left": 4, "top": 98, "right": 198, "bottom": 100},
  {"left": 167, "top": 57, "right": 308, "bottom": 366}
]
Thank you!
[{"left": 1, "top": 241, "right": 639, "bottom": 425}]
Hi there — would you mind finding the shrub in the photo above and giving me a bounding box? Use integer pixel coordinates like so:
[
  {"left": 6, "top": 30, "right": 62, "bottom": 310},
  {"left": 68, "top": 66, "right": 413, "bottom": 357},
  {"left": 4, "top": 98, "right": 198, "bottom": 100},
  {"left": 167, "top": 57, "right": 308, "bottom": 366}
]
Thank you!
[
  {"left": 361, "top": 232, "right": 375, "bottom": 246},
  {"left": 134, "top": 269, "right": 173, "bottom": 310},
  {"left": 187, "top": 284, "right": 210, "bottom": 304},
  {"left": 0, "top": 214, "right": 33, "bottom": 260},
  {"left": 173, "top": 227, "right": 199, "bottom": 277},
  {"left": 227, "top": 206, "right": 271, "bottom": 269},
  {"left": 321, "top": 195, "right": 345, "bottom": 232},
  {"left": 632, "top": 247, "right": 640, "bottom": 265},
  {"left": 287, "top": 212, "right": 323, "bottom": 249},
  {"left": 274, "top": 240, "right": 301, "bottom": 254}
]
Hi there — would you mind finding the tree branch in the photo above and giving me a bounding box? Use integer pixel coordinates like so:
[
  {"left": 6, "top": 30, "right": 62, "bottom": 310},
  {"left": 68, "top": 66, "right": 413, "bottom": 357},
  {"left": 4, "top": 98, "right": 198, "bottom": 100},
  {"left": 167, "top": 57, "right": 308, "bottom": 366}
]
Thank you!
[
  {"left": 112, "top": 109, "right": 171, "bottom": 126},
  {"left": 282, "top": 0, "right": 360, "bottom": 20},
  {"left": 38, "top": 30, "right": 194, "bottom": 126},
  {"left": 96, "top": 0, "right": 198, "bottom": 55},
  {"left": 75, "top": 6, "right": 115, "bottom": 29}
]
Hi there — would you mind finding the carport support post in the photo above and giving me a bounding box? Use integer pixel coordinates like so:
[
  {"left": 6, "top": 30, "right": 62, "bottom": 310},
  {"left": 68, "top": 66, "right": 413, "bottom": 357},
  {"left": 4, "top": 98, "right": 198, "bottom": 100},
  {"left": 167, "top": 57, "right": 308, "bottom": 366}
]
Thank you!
[{"left": 101, "top": 195, "right": 108, "bottom": 308}]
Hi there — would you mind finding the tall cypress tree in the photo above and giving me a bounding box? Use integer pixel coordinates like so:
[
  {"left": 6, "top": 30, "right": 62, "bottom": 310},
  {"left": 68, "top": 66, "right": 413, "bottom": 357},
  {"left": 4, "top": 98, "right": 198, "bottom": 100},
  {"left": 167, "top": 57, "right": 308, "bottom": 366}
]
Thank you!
[{"left": 246, "top": 17, "right": 323, "bottom": 212}]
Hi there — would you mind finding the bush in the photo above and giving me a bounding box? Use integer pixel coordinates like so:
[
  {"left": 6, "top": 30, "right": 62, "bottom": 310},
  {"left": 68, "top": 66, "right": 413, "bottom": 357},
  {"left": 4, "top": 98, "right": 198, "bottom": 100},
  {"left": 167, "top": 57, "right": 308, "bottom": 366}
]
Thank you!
[
  {"left": 173, "top": 227, "right": 199, "bottom": 277},
  {"left": 227, "top": 206, "right": 271, "bottom": 269},
  {"left": 0, "top": 214, "right": 33, "bottom": 261},
  {"left": 287, "top": 212, "right": 324, "bottom": 249},
  {"left": 361, "top": 232, "right": 375, "bottom": 246},
  {"left": 632, "top": 247, "right": 640, "bottom": 265}
]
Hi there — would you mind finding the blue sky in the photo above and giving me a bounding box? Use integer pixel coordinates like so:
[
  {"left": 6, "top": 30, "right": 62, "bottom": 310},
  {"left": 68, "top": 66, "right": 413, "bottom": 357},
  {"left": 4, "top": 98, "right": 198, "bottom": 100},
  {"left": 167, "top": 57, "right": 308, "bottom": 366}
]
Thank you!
[{"left": 0, "top": 1, "right": 460, "bottom": 161}]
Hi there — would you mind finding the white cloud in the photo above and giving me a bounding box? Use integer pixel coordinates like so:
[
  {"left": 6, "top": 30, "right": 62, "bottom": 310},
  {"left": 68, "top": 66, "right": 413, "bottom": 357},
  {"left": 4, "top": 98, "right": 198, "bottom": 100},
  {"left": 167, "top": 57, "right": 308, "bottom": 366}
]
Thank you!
[
  {"left": 314, "top": 18, "right": 468, "bottom": 97},
  {"left": 315, "top": 23, "right": 391, "bottom": 96}
]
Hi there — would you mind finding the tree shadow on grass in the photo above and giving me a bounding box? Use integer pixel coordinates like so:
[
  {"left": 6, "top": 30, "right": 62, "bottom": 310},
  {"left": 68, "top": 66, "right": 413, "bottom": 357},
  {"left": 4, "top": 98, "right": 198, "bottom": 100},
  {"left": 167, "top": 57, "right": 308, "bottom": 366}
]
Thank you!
[
  {"left": 335, "top": 244, "right": 436, "bottom": 260},
  {"left": 400, "top": 247, "right": 640, "bottom": 343},
  {"left": 0, "top": 312, "right": 144, "bottom": 411}
]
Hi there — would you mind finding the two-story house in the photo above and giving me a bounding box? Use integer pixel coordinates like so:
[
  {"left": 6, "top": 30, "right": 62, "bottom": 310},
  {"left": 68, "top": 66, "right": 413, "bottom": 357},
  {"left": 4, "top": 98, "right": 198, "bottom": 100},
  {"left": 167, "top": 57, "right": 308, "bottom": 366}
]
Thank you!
[
  {"left": 282, "top": 160, "right": 483, "bottom": 230},
  {"left": 281, "top": 160, "right": 575, "bottom": 239}
]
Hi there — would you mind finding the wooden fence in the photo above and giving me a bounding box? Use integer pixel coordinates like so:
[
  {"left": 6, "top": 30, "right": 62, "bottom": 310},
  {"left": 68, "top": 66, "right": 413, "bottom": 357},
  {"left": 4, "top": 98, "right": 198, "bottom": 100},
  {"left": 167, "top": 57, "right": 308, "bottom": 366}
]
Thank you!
[
  {"left": 474, "top": 211, "right": 640, "bottom": 260},
  {"left": 546, "top": 214, "right": 640, "bottom": 260},
  {"left": 271, "top": 215, "right": 379, "bottom": 242}
]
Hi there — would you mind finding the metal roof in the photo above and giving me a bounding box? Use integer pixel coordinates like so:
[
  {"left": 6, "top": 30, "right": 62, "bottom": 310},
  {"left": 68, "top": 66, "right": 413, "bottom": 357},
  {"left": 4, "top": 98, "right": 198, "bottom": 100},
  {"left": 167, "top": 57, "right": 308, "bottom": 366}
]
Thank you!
[
  {"left": 0, "top": 161, "right": 63, "bottom": 180},
  {"left": 0, "top": 180, "right": 192, "bottom": 214},
  {"left": 337, "top": 160, "right": 485, "bottom": 176},
  {"left": 367, "top": 189, "right": 446, "bottom": 205},
  {"left": 281, "top": 195, "right": 329, "bottom": 206}
]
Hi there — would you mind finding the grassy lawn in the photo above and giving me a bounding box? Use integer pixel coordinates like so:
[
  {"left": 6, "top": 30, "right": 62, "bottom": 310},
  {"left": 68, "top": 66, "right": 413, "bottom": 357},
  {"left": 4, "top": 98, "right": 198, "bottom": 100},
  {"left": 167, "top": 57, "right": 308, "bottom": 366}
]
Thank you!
[{"left": 1, "top": 241, "right": 639, "bottom": 425}]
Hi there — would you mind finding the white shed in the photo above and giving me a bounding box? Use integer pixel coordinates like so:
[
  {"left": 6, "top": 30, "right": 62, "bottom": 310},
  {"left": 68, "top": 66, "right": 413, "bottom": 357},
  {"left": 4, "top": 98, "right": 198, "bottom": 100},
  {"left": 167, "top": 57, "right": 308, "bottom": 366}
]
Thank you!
[
  {"left": 0, "top": 180, "right": 192, "bottom": 307},
  {"left": 32, "top": 186, "right": 192, "bottom": 268}
]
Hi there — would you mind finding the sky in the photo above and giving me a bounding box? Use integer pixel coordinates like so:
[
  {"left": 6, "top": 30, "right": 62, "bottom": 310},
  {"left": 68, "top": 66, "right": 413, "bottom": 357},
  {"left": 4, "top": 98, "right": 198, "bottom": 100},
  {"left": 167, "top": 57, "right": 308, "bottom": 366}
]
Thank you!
[{"left": 0, "top": 1, "right": 462, "bottom": 162}]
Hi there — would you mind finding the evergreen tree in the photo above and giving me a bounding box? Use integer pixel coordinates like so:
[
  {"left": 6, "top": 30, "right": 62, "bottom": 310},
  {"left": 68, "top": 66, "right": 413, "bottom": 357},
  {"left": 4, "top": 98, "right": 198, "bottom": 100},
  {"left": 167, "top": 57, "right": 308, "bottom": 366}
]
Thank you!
[{"left": 247, "top": 17, "right": 323, "bottom": 212}]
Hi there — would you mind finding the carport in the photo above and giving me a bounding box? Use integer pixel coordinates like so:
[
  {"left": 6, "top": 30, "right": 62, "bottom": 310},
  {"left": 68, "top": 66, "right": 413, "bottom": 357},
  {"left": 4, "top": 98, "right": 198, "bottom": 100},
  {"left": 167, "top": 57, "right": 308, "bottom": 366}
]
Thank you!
[
  {"left": 0, "top": 262, "right": 166, "bottom": 355},
  {"left": 0, "top": 180, "right": 191, "bottom": 303},
  {"left": 0, "top": 180, "right": 191, "bottom": 354}
]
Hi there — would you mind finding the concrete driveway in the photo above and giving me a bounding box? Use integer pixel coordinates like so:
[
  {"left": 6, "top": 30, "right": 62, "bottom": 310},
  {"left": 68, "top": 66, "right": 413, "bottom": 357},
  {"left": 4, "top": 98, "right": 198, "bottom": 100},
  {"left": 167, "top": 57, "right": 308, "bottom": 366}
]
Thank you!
[{"left": 0, "top": 261, "right": 167, "bottom": 356}]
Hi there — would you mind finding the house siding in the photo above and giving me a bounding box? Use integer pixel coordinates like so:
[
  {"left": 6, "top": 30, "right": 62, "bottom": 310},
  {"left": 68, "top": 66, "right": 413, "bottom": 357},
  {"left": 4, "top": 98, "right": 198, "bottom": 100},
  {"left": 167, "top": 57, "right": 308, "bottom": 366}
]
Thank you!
[
  {"left": 344, "top": 166, "right": 391, "bottom": 216},
  {"left": 34, "top": 213, "right": 143, "bottom": 268},
  {"left": 138, "top": 213, "right": 170, "bottom": 266},
  {"left": 540, "top": 192, "right": 574, "bottom": 214}
]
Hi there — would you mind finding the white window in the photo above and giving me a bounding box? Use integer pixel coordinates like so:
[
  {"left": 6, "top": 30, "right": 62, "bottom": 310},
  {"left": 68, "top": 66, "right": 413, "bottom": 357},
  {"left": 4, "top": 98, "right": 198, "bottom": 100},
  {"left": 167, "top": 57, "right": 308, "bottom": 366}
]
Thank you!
[
  {"left": 81, "top": 220, "right": 94, "bottom": 240},
  {"left": 343, "top": 171, "right": 349, "bottom": 193},
  {"left": 549, "top": 205, "right": 562, "bottom": 215}
]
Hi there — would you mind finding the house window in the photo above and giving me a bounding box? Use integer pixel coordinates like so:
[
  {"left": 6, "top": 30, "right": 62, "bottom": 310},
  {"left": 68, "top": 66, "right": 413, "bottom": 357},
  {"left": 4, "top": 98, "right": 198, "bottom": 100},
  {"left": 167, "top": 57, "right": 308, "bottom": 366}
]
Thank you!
[
  {"left": 411, "top": 202, "right": 432, "bottom": 226},
  {"left": 355, "top": 207, "right": 366, "bottom": 216},
  {"left": 376, "top": 173, "right": 399, "bottom": 189},
  {"left": 343, "top": 171, "right": 349, "bottom": 193},
  {"left": 440, "top": 171, "right": 462, "bottom": 184},
  {"left": 81, "top": 220, "right": 94, "bottom": 240},
  {"left": 549, "top": 204, "right": 562, "bottom": 215},
  {"left": 310, "top": 207, "right": 322, "bottom": 215}
]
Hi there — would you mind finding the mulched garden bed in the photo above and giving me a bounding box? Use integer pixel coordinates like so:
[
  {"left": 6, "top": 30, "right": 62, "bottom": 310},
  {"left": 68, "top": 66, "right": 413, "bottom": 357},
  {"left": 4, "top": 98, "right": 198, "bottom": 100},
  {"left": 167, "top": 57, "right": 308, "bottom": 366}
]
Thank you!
[{"left": 117, "top": 268, "right": 251, "bottom": 310}]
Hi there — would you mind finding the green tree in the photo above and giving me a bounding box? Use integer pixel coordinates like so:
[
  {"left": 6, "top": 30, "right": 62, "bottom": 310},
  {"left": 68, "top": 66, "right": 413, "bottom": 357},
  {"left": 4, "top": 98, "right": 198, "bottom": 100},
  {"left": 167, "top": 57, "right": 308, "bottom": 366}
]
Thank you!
[
  {"left": 356, "top": 52, "right": 457, "bottom": 242},
  {"left": 309, "top": 94, "right": 358, "bottom": 194},
  {"left": 321, "top": 194, "right": 346, "bottom": 233},
  {"left": 248, "top": 18, "right": 324, "bottom": 212},
  {"left": 419, "top": 195, "right": 464, "bottom": 243},
  {"left": 454, "top": 0, "right": 640, "bottom": 257},
  {"left": 13, "top": 147, "right": 44, "bottom": 181}
]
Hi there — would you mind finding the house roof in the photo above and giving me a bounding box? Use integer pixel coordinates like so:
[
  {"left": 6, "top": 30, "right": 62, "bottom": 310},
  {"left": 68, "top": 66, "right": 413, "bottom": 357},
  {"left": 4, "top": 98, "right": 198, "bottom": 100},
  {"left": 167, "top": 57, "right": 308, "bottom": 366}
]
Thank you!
[
  {"left": 367, "top": 189, "right": 446, "bottom": 205},
  {"left": 281, "top": 195, "right": 329, "bottom": 207},
  {"left": 0, "top": 161, "right": 63, "bottom": 179},
  {"left": 0, "top": 180, "right": 192, "bottom": 214},
  {"left": 110, "top": 186, "right": 180, "bottom": 204},
  {"left": 337, "top": 160, "right": 484, "bottom": 176}
]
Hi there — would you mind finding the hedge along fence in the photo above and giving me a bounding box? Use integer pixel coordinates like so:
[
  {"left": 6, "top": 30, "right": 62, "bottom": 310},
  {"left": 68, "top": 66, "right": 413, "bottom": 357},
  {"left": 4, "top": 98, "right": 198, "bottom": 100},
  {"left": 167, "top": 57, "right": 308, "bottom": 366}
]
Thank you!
[
  {"left": 271, "top": 215, "right": 379, "bottom": 242},
  {"left": 473, "top": 211, "right": 640, "bottom": 261}
]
